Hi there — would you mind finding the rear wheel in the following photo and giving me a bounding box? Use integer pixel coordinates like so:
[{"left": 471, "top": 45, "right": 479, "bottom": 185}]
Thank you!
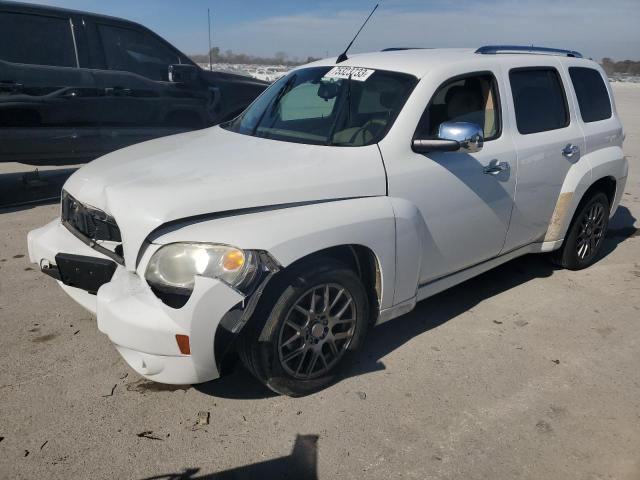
[
  {"left": 552, "top": 192, "right": 610, "bottom": 270},
  {"left": 238, "top": 258, "right": 369, "bottom": 397}
]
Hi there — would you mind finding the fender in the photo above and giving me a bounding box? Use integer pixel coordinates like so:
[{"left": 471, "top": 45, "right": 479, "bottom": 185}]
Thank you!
[
  {"left": 387, "top": 197, "right": 425, "bottom": 306},
  {"left": 589, "top": 147, "right": 628, "bottom": 214},
  {"left": 148, "top": 197, "right": 400, "bottom": 311},
  {"left": 542, "top": 145, "right": 627, "bottom": 248}
]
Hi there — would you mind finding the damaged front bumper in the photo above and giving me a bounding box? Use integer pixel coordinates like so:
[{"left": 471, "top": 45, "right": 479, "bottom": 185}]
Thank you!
[
  {"left": 27, "top": 219, "right": 258, "bottom": 384},
  {"left": 97, "top": 268, "right": 244, "bottom": 384},
  {"left": 28, "top": 219, "right": 112, "bottom": 313}
]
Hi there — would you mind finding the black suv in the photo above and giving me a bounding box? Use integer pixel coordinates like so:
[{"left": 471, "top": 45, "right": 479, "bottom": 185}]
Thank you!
[{"left": 0, "top": 1, "right": 268, "bottom": 164}]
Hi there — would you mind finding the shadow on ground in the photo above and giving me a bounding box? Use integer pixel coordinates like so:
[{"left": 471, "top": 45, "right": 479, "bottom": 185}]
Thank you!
[
  {"left": 603, "top": 205, "right": 639, "bottom": 254},
  {"left": 141, "top": 434, "right": 318, "bottom": 480},
  {"left": 197, "top": 205, "right": 638, "bottom": 400},
  {"left": 195, "top": 366, "right": 277, "bottom": 400}
]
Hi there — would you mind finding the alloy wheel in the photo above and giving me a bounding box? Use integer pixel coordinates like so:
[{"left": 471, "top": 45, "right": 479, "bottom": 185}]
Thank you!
[
  {"left": 277, "top": 283, "right": 357, "bottom": 379},
  {"left": 576, "top": 201, "right": 606, "bottom": 260}
]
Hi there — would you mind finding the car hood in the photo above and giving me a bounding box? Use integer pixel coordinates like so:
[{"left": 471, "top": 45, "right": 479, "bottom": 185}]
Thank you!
[{"left": 64, "top": 126, "right": 386, "bottom": 268}]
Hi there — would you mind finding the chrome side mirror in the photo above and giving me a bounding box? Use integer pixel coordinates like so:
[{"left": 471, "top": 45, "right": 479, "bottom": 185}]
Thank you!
[
  {"left": 412, "top": 121, "right": 484, "bottom": 154},
  {"left": 438, "top": 121, "right": 484, "bottom": 153}
]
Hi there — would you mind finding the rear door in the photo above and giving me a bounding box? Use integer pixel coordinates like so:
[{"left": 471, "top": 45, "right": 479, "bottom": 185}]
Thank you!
[
  {"left": 501, "top": 59, "right": 586, "bottom": 251},
  {"left": 84, "top": 19, "right": 211, "bottom": 151},
  {"left": 0, "top": 8, "right": 102, "bottom": 163}
]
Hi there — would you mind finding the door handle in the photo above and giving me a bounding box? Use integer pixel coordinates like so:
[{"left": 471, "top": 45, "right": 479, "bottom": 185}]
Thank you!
[
  {"left": 562, "top": 144, "right": 580, "bottom": 159},
  {"left": 483, "top": 161, "right": 509, "bottom": 175}
]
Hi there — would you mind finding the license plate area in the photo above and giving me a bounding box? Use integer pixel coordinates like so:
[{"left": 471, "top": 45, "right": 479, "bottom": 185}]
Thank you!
[{"left": 54, "top": 253, "right": 117, "bottom": 294}]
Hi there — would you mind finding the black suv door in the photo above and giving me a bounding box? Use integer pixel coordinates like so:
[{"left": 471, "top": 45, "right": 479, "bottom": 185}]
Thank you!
[
  {"left": 85, "top": 18, "right": 215, "bottom": 152},
  {"left": 0, "top": 8, "right": 102, "bottom": 163}
]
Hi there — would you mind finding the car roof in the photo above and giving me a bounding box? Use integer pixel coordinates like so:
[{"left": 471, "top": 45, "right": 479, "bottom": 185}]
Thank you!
[
  {"left": 301, "top": 48, "right": 596, "bottom": 79},
  {"left": 0, "top": 0, "right": 141, "bottom": 27}
]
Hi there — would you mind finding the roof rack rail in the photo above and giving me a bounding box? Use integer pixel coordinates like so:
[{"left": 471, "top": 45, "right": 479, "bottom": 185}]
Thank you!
[
  {"left": 475, "top": 45, "right": 582, "bottom": 58},
  {"left": 381, "top": 47, "right": 425, "bottom": 52}
]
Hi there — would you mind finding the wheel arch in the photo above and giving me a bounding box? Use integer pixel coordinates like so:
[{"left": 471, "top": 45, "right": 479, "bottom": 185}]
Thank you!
[
  {"left": 544, "top": 174, "right": 617, "bottom": 245},
  {"left": 544, "top": 145, "right": 625, "bottom": 245},
  {"left": 583, "top": 175, "right": 616, "bottom": 208},
  {"left": 213, "top": 244, "right": 382, "bottom": 377},
  {"left": 273, "top": 244, "right": 382, "bottom": 323}
]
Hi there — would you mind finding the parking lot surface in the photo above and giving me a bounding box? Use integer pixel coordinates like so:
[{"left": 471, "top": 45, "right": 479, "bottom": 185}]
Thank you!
[{"left": 1, "top": 84, "right": 639, "bottom": 480}]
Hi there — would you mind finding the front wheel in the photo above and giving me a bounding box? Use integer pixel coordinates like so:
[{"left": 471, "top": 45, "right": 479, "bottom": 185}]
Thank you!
[
  {"left": 552, "top": 192, "right": 610, "bottom": 270},
  {"left": 238, "top": 258, "right": 370, "bottom": 397}
]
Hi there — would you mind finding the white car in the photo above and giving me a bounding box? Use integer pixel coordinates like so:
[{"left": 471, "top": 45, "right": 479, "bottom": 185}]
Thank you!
[{"left": 28, "top": 46, "right": 627, "bottom": 396}]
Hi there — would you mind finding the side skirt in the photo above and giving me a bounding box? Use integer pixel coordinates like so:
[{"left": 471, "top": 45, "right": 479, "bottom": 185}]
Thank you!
[{"left": 377, "top": 242, "right": 548, "bottom": 324}]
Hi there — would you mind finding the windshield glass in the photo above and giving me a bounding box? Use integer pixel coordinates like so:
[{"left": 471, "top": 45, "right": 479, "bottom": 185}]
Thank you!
[{"left": 222, "top": 66, "right": 418, "bottom": 146}]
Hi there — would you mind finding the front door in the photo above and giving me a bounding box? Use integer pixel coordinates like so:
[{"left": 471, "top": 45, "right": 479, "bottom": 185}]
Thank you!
[{"left": 383, "top": 71, "right": 517, "bottom": 285}]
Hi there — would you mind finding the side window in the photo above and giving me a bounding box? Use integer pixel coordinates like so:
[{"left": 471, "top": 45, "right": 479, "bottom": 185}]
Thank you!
[
  {"left": 569, "top": 67, "right": 612, "bottom": 123},
  {"left": 98, "top": 24, "right": 182, "bottom": 81},
  {"left": 509, "top": 68, "right": 569, "bottom": 134},
  {"left": 280, "top": 83, "right": 336, "bottom": 121},
  {"left": 0, "top": 12, "right": 76, "bottom": 67},
  {"left": 415, "top": 73, "right": 501, "bottom": 140}
]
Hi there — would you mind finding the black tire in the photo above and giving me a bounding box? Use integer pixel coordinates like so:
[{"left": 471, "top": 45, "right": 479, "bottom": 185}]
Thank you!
[
  {"left": 238, "top": 258, "right": 370, "bottom": 397},
  {"left": 552, "top": 192, "right": 610, "bottom": 270}
]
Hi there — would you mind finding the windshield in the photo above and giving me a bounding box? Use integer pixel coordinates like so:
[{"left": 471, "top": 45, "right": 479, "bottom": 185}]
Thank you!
[{"left": 222, "top": 66, "right": 418, "bottom": 146}]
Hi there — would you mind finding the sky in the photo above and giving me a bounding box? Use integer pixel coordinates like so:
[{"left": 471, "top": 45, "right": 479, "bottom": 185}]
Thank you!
[{"left": 21, "top": 0, "right": 640, "bottom": 61}]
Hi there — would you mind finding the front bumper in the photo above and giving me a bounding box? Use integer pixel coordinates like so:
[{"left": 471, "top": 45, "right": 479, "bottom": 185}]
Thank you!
[
  {"left": 28, "top": 219, "right": 245, "bottom": 384},
  {"left": 97, "top": 269, "right": 244, "bottom": 384},
  {"left": 28, "top": 219, "right": 111, "bottom": 313}
]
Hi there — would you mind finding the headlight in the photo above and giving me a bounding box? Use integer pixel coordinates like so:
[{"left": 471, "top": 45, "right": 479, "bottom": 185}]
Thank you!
[{"left": 145, "top": 243, "right": 258, "bottom": 293}]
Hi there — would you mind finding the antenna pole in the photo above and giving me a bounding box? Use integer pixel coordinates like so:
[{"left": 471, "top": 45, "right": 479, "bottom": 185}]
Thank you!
[
  {"left": 208, "top": 8, "right": 212, "bottom": 70},
  {"left": 337, "top": 3, "right": 378, "bottom": 63}
]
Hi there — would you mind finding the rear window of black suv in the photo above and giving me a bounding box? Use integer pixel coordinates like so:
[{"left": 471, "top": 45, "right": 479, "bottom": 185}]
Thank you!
[
  {"left": 569, "top": 67, "right": 612, "bottom": 123},
  {"left": 0, "top": 12, "right": 76, "bottom": 67},
  {"left": 509, "top": 67, "right": 569, "bottom": 135}
]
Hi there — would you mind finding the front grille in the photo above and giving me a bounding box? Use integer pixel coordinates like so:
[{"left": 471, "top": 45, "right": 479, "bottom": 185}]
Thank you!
[{"left": 61, "top": 191, "right": 121, "bottom": 242}]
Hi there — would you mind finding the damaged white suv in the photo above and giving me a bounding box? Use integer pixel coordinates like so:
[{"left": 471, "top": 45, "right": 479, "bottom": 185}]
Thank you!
[{"left": 28, "top": 46, "right": 627, "bottom": 396}]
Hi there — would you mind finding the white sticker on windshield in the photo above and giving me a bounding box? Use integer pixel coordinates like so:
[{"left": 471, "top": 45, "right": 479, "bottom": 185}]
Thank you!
[{"left": 323, "top": 66, "right": 375, "bottom": 82}]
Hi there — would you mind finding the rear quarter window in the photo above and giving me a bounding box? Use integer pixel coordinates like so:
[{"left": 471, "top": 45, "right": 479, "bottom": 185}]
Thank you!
[
  {"left": 0, "top": 12, "right": 76, "bottom": 67},
  {"left": 569, "top": 67, "right": 612, "bottom": 122},
  {"left": 509, "top": 68, "right": 569, "bottom": 135}
]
